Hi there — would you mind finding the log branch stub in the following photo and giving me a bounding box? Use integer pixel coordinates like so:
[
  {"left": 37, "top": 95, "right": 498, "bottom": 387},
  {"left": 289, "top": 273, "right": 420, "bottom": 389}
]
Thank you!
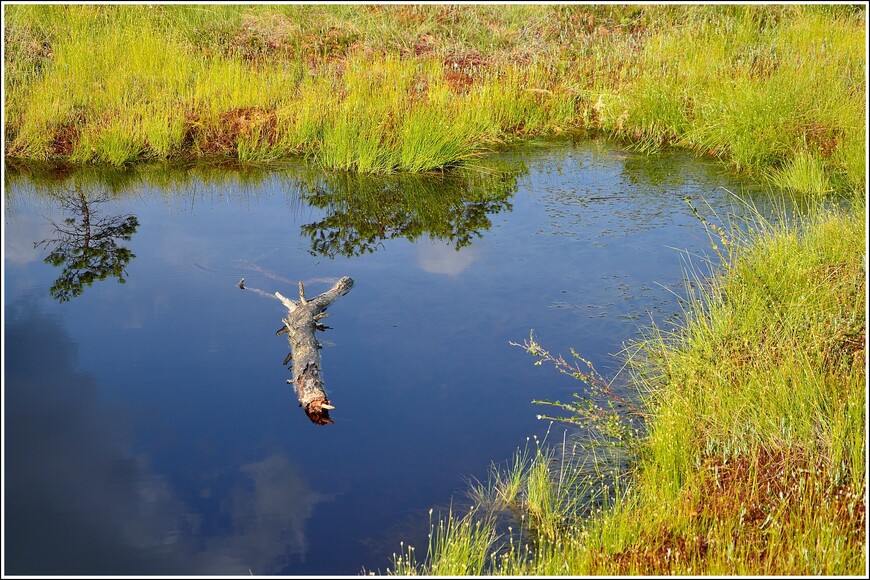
[
  {"left": 279, "top": 276, "right": 354, "bottom": 425},
  {"left": 275, "top": 291, "right": 297, "bottom": 312}
]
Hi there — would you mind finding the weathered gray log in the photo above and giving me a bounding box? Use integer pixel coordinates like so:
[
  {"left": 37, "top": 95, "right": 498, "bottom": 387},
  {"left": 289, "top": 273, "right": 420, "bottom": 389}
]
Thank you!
[{"left": 274, "top": 276, "right": 354, "bottom": 425}]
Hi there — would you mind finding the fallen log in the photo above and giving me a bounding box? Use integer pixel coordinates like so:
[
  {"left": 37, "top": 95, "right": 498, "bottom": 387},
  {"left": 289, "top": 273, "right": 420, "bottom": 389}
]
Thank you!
[{"left": 273, "top": 276, "right": 354, "bottom": 425}]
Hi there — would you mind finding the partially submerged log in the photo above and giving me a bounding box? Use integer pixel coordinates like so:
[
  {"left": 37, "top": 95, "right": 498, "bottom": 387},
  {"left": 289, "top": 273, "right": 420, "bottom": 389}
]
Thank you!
[{"left": 273, "top": 276, "right": 354, "bottom": 425}]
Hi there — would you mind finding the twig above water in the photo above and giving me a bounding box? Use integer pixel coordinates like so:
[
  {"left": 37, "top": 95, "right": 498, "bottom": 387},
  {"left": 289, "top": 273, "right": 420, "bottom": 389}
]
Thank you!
[{"left": 238, "top": 278, "right": 281, "bottom": 302}]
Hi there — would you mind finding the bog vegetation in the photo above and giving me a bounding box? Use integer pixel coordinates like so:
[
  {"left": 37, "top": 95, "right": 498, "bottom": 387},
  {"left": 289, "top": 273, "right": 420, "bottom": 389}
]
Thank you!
[
  {"left": 389, "top": 201, "right": 866, "bottom": 575},
  {"left": 3, "top": 4, "right": 865, "bottom": 195},
  {"left": 4, "top": 3, "right": 866, "bottom": 576}
]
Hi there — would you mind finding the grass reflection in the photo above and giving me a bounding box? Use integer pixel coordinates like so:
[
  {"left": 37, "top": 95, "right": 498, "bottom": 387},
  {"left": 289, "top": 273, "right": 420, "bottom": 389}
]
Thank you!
[{"left": 8, "top": 155, "right": 528, "bottom": 281}]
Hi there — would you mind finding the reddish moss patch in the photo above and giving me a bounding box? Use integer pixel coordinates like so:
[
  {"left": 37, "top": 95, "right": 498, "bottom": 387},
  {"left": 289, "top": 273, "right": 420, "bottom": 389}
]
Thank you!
[
  {"left": 444, "top": 49, "right": 486, "bottom": 71},
  {"left": 411, "top": 34, "right": 437, "bottom": 57},
  {"left": 444, "top": 71, "right": 474, "bottom": 93},
  {"left": 49, "top": 122, "right": 80, "bottom": 157},
  {"left": 233, "top": 32, "right": 283, "bottom": 63},
  {"left": 800, "top": 123, "right": 844, "bottom": 159},
  {"left": 298, "top": 26, "right": 360, "bottom": 67},
  {"left": 221, "top": 107, "right": 277, "bottom": 139},
  {"left": 182, "top": 108, "right": 278, "bottom": 157},
  {"left": 697, "top": 449, "right": 796, "bottom": 524},
  {"left": 696, "top": 448, "right": 865, "bottom": 557},
  {"left": 443, "top": 50, "right": 488, "bottom": 93},
  {"left": 600, "top": 528, "right": 710, "bottom": 575}
]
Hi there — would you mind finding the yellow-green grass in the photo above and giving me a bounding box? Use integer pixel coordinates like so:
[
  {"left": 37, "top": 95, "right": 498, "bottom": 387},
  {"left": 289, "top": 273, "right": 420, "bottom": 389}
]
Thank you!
[
  {"left": 4, "top": 4, "right": 865, "bottom": 192},
  {"left": 387, "top": 202, "right": 866, "bottom": 576}
]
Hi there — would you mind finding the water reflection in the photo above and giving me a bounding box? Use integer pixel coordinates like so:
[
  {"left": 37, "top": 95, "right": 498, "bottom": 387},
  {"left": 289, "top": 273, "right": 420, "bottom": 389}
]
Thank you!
[
  {"left": 34, "top": 183, "right": 139, "bottom": 302},
  {"left": 4, "top": 300, "right": 331, "bottom": 575},
  {"left": 5, "top": 138, "right": 790, "bottom": 575},
  {"left": 11, "top": 158, "right": 526, "bottom": 264},
  {"left": 416, "top": 238, "right": 480, "bottom": 276},
  {"left": 292, "top": 166, "right": 521, "bottom": 258}
]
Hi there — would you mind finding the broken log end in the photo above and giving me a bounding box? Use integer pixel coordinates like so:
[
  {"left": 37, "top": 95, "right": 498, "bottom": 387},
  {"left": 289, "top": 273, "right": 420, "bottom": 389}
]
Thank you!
[
  {"left": 305, "top": 398, "right": 335, "bottom": 425},
  {"left": 275, "top": 291, "right": 298, "bottom": 312}
]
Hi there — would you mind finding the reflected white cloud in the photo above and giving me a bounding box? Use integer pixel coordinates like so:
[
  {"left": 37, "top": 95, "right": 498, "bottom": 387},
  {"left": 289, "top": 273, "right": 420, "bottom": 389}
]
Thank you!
[
  {"left": 4, "top": 301, "right": 331, "bottom": 575},
  {"left": 416, "top": 239, "right": 478, "bottom": 276},
  {"left": 3, "top": 214, "right": 53, "bottom": 265},
  {"left": 207, "top": 455, "right": 332, "bottom": 573}
]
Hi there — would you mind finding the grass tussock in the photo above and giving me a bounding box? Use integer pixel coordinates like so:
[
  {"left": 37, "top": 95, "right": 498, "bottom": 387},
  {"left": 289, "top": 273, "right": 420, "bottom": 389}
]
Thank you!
[
  {"left": 4, "top": 4, "right": 865, "bottom": 187},
  {"left": 387, "top": 204, "right": 866, "bottom": 576}
]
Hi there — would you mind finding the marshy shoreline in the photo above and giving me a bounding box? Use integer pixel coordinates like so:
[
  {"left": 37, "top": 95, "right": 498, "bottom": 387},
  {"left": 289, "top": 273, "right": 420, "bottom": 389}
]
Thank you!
[
  {"left": 3, "top": 3, "right": 866, "bottom": 576},
  {"left": 4, "top": 4, "right": 865, "bottom": 190}
]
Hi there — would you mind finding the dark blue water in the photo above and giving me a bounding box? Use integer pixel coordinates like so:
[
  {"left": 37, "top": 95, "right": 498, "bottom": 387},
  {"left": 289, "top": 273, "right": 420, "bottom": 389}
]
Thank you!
[{"left": 3, "top": 138, "right": 772, "bottom": 575}]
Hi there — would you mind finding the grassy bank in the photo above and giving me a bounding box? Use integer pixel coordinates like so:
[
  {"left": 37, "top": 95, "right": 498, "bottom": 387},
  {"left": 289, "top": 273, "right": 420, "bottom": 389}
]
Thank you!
[
  {"left": 3, "top": 4, "right": 866, "bottom": 193},
  {"left": 389, "top": 199, "right": 866, "bottom": 576},
  {"left": 5, "top": 5, "right": 865, "bottom": 575}
]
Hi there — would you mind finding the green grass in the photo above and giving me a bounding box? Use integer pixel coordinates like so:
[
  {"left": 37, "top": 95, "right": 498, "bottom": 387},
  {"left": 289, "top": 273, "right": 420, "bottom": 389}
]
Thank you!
[
  {"left": 4, "top": 4, "right": 865, "bottom": 190},
  {"left": 388, "top": 507, "right": 499, "bottom": 577},
  {"left": 646, "top": 203, "right": 865, "bottom": 487},
  {"left": 386, "top": 199, "right": 865, "bottom": 576}
]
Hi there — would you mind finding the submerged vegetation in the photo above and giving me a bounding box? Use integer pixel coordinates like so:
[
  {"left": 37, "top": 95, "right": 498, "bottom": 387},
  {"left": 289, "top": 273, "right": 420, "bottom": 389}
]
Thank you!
[
  {"left": 3, "top": 4, "right": 866, "bottom": 193},
  {"left": 4, "top": 3, "right": 864, "bottom": 576}
]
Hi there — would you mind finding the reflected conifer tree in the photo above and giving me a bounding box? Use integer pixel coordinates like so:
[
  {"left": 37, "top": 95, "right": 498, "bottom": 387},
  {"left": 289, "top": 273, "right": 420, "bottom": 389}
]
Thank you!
[
  {"left": 34, "top": 184, "right": 139, "bottom": 303},
  {"left": 294, "top": 164, "right": 524, "bottom": 258}
]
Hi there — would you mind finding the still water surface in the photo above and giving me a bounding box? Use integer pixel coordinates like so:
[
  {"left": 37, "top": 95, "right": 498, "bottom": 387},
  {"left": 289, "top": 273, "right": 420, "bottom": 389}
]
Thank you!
[{"left": 5, "top": 138, "right": 772, "bottom": 575}]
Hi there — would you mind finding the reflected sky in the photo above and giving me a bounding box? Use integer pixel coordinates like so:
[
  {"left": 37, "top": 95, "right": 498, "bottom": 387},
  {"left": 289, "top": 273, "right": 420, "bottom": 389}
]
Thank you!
[
  {"left": 416, "top": 238, "right": 480, "bottom": 276},
  {"left": 3, "top": 138, "right": 778, "bottom": 575},
  {"left": 4, "top": 300, "right": 334, "bottom": 575}
]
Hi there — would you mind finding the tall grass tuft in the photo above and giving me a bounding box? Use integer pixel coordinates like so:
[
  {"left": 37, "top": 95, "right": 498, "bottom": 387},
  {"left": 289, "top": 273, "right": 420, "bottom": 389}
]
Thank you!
[
  {"left": 389, "top": 507, "right": 499, "bottom": 577},
  {"left": 769, "top": 151, "right": 834, "bottom": 195}
]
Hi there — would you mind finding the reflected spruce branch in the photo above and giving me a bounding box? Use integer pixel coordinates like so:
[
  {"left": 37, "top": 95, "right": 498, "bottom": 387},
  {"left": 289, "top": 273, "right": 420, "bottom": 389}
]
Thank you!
[
  {"left": 293, "top": 164, "right": 523, "bottom": 258},
  {"left": 34, "top": 183, "right": 139, "bottom": 303}
]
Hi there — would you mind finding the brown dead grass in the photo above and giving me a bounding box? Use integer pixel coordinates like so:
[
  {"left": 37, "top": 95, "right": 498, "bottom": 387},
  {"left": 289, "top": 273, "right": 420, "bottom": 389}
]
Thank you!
[
  {"left": 443, "top": 50, "right": 488, "bottom": 94},
  {"left": 185, "top": 107, "right": 278, "bottom": 155}
]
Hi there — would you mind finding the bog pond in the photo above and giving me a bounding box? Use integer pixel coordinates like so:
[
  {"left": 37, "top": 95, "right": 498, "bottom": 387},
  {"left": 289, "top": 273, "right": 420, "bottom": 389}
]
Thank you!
[{"left": 5, "top": 138, "right": 780, "bottom": 575}]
